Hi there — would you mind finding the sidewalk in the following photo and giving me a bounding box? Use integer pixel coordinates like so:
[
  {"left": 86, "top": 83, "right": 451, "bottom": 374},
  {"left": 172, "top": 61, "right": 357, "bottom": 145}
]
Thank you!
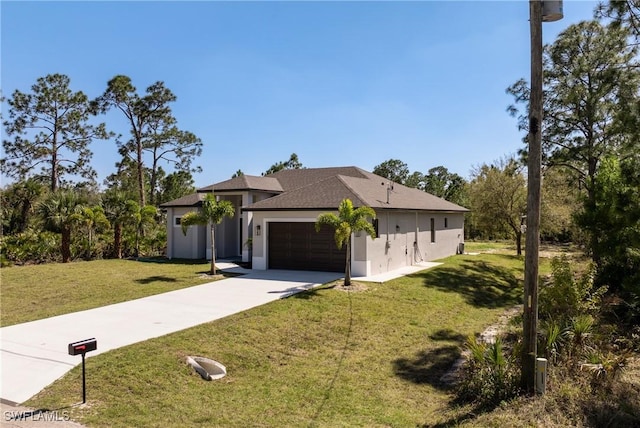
[{"left": 353, "top": 261, "right": 441, "bottom": 283}]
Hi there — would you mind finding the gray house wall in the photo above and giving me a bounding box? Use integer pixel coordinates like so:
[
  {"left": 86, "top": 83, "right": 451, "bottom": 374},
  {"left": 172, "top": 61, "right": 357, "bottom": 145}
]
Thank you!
[
  {"left": 217, "top": 195, "right": 242, "bottom": 258},
  {"left": 251, "top": 209, "right": 465, "bottom": 276},
  {"left": 355, "top": 210, "right": 465, "bottom": 276},
  {"left": 165, "top": 207, "right": 206, "bottom": 259}
]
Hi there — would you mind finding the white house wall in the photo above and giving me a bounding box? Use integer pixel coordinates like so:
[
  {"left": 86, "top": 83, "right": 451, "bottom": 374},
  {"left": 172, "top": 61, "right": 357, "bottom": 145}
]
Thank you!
[{"left": 366, "top": 211, "right": 411, "bottom": 275}]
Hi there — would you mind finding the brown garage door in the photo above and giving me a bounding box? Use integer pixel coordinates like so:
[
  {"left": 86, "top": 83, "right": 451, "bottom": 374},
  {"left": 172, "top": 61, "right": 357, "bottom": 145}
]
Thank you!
[{"left": 268, "top": 222, "right": 346, "bottom": 272}]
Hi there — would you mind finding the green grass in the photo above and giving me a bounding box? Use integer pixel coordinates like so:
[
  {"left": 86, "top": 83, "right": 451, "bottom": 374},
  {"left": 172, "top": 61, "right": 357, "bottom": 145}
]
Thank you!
[
  {"left": 23, "top": 253, "right": 541, "bottom": 427},
  {"left": 0, "top": 258, "right": 224, "bottom": 326},
  {"left": 464, "top": 240, "right": 515, "bottom": 253}
]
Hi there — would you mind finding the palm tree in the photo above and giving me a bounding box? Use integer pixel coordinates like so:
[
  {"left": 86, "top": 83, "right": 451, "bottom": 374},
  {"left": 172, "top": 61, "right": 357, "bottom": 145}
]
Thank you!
[
  {"left": 315, "top": 198, "right": 376, "bottom": 286},
  {"left": 133, "top": 203, "right": 158, "bottom": 258},
  {"left": 1, "top": 178, "right": 45, "bottom": 234},
  {"left": 103, "top": 191, "right": 138, "bottom": 259},
  {"left": 80, "top": 205, "right": 110, "bottom": 259},
  {"left": 38, "top": 190, "right": 85, "bottom": 262},
  {"left": 181, "top": 194, "right": 235, "bottom": 275}
]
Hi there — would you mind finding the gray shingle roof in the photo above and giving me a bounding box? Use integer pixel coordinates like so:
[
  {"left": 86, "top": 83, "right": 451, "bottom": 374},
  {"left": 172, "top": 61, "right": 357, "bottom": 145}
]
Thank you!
[
  {"left": 159, "top": 192, "right": 207, "bottom": 208},
  {"left": 243, "top": 175, "right": 368, "bottom": 211},
  {"left": 161, "top": 166, "right": 469, "bottom": 212},
  {"left": 245, "top": 167, "right": 468, "bottom": 212},
  {"left": 267, "top": 166, "right": 368, "bottom": 191},
  {"left": 198, "top": 175, "right": 283, "bottom": 193}
]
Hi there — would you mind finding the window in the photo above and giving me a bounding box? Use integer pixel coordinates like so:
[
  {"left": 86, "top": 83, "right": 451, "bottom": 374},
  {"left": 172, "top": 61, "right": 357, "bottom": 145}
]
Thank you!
[
  {"left": 430, "top": 218, "right": 436, "bottom": 243},
  {"left": 174, "top": 216, "right": 182, "bottom": 227},
  {"left": 372, "top": 218, "right": 380, "bottom": 238},
  {"left": 444, "top": 217, "right": 448, "bottom": 228}
]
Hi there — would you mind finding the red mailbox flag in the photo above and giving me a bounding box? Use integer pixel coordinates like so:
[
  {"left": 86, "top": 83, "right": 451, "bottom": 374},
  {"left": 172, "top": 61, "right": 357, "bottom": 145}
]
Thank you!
[{"left": 68, "top": 338, "right": 97, "bottom": 356}]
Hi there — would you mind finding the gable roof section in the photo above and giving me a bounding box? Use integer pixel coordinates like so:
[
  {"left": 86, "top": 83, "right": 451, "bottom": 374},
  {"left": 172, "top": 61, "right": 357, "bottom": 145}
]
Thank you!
[
  {"left": 243, "top": 175, "right": 368, "bottom": 211},
  {"left": 198, "top": 175, "right": 283, "bottom": 193},
  {"left": 159, "top": 192, "right": 207, "bottom": 208},
  {"left": 340, "top": 171, "right": 468, "bottom": 211},
  {"left": 267, "top": 166, "right": 369, "bottom": 191}
]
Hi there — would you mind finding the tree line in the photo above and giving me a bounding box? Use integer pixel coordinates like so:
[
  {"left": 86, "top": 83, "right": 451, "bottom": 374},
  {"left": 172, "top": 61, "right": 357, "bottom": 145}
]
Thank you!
[
  {"left": 1, "top": 73, "right": 205, "bottom": 263},
  {"left": 1, "top": 5, "right": 639, "bottom": 306},
  {"left": 372, "top": 9, "right": 640, "bottom": 302},
  {"left": 2, "top": 74, "right": 203, "bottom": 207}
]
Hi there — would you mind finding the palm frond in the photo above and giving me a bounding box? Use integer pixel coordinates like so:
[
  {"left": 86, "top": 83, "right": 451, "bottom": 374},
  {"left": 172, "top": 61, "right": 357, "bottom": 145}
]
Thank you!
[
  {"left": 315, "top": 213, "right": 340, "bottom": 231},
  {"left": 180, "top": 211, "right": 207, "bottom": 235}
]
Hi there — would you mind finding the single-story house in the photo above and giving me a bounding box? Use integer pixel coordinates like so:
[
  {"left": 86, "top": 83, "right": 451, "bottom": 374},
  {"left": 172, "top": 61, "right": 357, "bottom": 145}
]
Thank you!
[{"left": 160, "top": 166, "right": 468, "bottom": 276}]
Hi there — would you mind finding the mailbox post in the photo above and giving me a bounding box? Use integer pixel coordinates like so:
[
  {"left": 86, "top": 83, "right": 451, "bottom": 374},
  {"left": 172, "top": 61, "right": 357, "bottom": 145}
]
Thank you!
[{"left": 68, "top": 338, "right": 97, "bottom": 404}]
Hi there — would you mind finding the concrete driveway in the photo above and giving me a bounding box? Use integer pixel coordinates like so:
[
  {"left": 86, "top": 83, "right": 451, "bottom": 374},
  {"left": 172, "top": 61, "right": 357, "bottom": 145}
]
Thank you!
[{"left": 0, "top": 268, "right": 340, "bottom": 405}]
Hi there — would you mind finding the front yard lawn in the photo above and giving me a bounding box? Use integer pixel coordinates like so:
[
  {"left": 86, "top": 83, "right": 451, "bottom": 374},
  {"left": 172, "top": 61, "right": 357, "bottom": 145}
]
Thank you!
[
  {"left": 0, "top": 259, "right": 219, "bottom": 326},
  {"left": 25, "top": 253, "right": 536, "bottom": 427}
]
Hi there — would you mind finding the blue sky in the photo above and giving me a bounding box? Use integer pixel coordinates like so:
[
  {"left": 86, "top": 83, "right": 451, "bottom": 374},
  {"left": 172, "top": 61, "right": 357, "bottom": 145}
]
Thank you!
[{"left": 1, "top": 1, "right": 598, "bottom": 188}]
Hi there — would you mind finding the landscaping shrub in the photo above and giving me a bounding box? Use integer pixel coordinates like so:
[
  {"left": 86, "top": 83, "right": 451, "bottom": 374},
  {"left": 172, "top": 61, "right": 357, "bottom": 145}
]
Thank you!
[
  {"left": 539, "top": 256, "right": 607, "bottom": 323},
  {"left": 457, "top": 336, "right": 520, "bottom": 408},
  {"left": 539, "top": 319, "right": 567, "bottom": 364},
  {"left": 0, "top": 230, "right": 60, "bottom": 264}
]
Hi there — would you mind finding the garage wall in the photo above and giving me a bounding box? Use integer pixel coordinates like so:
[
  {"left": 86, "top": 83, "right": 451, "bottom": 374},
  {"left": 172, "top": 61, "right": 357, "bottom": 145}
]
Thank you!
[
  {"left": 268, "top": 222, "right": 346, "bottom": 272},
  {"left": 250, "top": 210, "right": 464, "bottom": 274},
  {"left": 365, "top": 211, "right": 414, "bottom": 275},
  {"left": 251, "top": 211, "right": 330, "bottom": 270},
  {"left": 351, "top": 231, "right": 369, "bottom": 277}
]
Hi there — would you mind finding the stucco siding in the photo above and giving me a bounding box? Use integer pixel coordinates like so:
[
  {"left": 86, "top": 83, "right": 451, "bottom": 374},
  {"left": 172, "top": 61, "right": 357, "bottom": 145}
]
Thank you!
[
  {"left": 353, "top": 232, "right": 367, "bottom": 262},
  {"left": 419, "top": 213, "right": 464, "bottom": 261},
  {"left": 217, "top": 195, "right": 242, "bottom": 258},
  {"left": 168, "top": 207, "right": 206, "bottom": 259},
  {"left": 366, "top": 211, "right": 413, "bottom": 275},
  {"left": 365, "top": 211, "right": 464, "bottom": 275}
]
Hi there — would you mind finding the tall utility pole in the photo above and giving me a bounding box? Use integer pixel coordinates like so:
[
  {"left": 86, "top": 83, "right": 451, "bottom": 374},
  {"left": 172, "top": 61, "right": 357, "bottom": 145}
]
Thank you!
[
  {"left": 522, "top": 0, "right": 562, "bottom": 393},
  {"left": 522, "top": 0, "right": 542, "bottom": 393}
]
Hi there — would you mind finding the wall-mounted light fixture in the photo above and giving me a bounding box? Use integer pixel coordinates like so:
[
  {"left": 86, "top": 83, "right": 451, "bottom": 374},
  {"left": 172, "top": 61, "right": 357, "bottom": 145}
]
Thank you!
[
  {"left": 256, "top": 225, "right": 261, "bottom": 236},
  {"left": 395, "top": 225, "right": 400, "bottom": 232}
]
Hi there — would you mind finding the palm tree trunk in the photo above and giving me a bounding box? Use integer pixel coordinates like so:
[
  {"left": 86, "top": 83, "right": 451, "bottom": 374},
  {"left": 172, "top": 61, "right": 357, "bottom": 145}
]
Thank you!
[
  {"left": 210, "top": 224, "right": 217, "bottom": 275},
  {"left": 61, "top": 227, "right": 71, "bottom": 263},
  {"left": 87, "top": 226, "right": 93, "bottom": 260},
  {"left": 135, "top": 224, "right": 141, "bottom": 258},
  {"left": 344, "top": 238, "right": 351, "bottom": 286},
  {"left": 114, "top": 224, "right": 123, "bottom": 259}
]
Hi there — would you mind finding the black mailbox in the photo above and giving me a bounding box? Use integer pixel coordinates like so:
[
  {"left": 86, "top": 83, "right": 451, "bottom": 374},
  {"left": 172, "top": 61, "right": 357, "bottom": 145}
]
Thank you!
[{"left": 68, "top": 338, "right": 97, "bottom": 356}]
